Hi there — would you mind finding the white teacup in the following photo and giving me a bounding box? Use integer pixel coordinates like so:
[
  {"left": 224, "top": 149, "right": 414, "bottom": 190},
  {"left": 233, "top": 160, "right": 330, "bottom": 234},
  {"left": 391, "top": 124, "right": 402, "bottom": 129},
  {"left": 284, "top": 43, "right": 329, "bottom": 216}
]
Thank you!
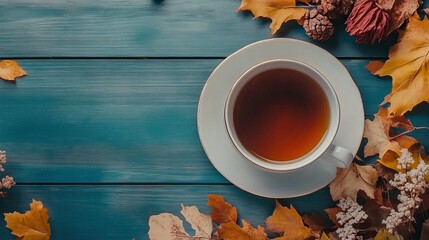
[{"left": 224, "top": 59, "right": 353, "bottom": 172}]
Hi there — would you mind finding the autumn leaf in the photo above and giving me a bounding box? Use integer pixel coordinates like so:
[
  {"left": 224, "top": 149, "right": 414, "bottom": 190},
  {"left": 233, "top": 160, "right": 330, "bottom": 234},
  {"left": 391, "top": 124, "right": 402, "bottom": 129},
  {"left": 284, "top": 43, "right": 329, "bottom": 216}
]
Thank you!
[
  {"left": 238, "top": 0, "right": 307, "bottom": 34},
  {"left": 265, "top": 201, "right": 312, "bottom": 239},
  {"left": 0, "top": 60, "right": 27, "bottom": 81},
  {"left": 374, "top": 229, "right": 399, "bottom": 240},
  {"left": 329, "top": 163, "right": 378, "bottom": 201},
  {"left": 366, "top": 61, "right": 384, "bottom": 74},
  {"left": 324, "top": 207, "right": 341, "bottom": 229},
  {"left": 375, "top": 162, "right": 396, "bottom": 183},
  {"left": 4, "top": 199, "right": 51, "bottom": 240},
  {"left": 371, "top": 16, "right": 429, "bottom": 116},
  {"left": 218, "top": 219, "right": 267, "bottom": 240},
  {"left": 378, "top": 143, "right": 427, "bottom": 174},
  {"left": 363, "top": 200, "right": 392, "bottom": 232},
  {"left": 180, "top": 204, "right": 213, "bottom": 238},
  {"left": 388, "top": 0, "right": 420, "bottom": 34},
  {"left": 420, "top": 219, "right": 429, "bottom": 240},
  {"left": 363, "top": 108, "right": 417, "bottom": 158},
  {"left": 148, "top": 205, "right": 212, "bottom": 240},
  {"left": 302, "top": 213, "right": 326, "bottom": 238},
  {"left": 318, "top": 232, "right": 331, "bottom": 240},
  {"left": 208, "top": 194, "right": 238, "bottom": 225}
]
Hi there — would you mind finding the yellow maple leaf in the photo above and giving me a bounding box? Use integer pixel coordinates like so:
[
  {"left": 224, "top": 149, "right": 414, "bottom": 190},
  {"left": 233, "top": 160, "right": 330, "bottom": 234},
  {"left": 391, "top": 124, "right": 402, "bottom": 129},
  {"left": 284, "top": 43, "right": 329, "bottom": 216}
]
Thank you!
[
  {"left": 265, "top": 201, "right": 312, "bottom": 240},
  {"left": 378, "top": 143, "right": 429, "bottom": 182},
  {"left": 218, "top": 219, "right": 267, "bottom": 240},
  {"left": 4, "top": 199, "right": 51, "bottom": 240},
  {"left": 372, "top": 16, "right": 429, "bottom": 116},
  {"left": 329, "top": 163, "right": 378, "bottom": 201},
  {"left": 238, "top": 0, "right": 307, "bottom": 34},
  {"left": 374, "top": 229, "right": 399, "bottom": 240},
  {"left": 318, "top": 232, "right": 330, "bottom": 240}
]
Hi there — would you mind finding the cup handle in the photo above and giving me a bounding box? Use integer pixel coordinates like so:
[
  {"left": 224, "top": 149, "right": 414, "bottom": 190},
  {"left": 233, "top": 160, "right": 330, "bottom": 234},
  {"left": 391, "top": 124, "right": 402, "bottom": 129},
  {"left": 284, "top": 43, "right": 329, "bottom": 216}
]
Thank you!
[{"left": 324, "top": 144, "right": 354, "bottom": 168}]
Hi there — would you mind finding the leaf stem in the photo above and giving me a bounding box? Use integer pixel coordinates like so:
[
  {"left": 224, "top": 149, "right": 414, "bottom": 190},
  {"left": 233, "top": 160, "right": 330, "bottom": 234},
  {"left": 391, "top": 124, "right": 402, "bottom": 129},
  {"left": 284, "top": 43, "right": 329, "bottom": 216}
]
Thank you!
[{"left": 389, "top": 126, "right": 429, "bottom": 140}]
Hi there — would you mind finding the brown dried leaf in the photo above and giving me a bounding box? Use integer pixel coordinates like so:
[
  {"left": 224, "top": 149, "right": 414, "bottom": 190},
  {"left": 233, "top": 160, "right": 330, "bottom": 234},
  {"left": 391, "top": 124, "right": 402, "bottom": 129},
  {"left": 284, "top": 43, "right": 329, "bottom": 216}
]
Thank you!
[
  {"left": 375, "top": 0, "right": 395, "bottom": 11},
  {"left": 420, "top": 219, "right": 429, "bottom": 240},
  {"left": 148, "top": 213, "right": 189, "bottom": 240},
  {"left": 329, "top": 163, "right": 378, "bottom": 201},
  {"left": 238, "top": 0, "right": 307, "bottom": 34},
  {"left": 363, "top": 201, "right": 392, "bottom": 232},
  {"left": 180, "top": 204, "right": 213, "bottom": 238},
  {"left": 388, "top": 115, "right": 414, "bottom": 131},
  {"left": 364, "top": 110, "right": 399, "bottom": 158},
  {"left": 0, "top": 60, "right": 27, "bottom": 81},
  {"left": 4, "top": 200, "right": 51, "bottom": 240},
  {"left": 328, "top": 232, "right": 340, "bottom": 240},
  {"left": 148, "top": 205, "right": 212, "bottom": 240},
  {"left": 265, "top": 201, "right": 312, "bottom": 239},
  {"left": 218, "top": 220, "right": 267, "bottom": 240},
  {"left": 302, "top": 213, "right": 327, "bottom": 238},
  {"left": 388, "top": 0, "right": 420, "bottom": 34},
  {"left": 208, "top": 194, "right": 238, "bottom": 225},
  {"left": 324, "top": 207, "right": 341, "bottom": 229},
  {"left": 363, "top": 109, "right": 418, "bottom": 158},
  {"left": 366, "top": 61, "right": 385, "bottom": 74},
  {"left": 375, "top": 162, "right": 396, "bottom": 182}
]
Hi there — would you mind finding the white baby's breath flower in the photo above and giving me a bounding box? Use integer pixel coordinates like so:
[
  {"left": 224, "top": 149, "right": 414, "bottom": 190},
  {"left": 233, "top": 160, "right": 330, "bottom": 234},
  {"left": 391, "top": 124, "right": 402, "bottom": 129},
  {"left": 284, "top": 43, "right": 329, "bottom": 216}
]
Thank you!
[
  {"left": 383, "top": 149, "right": 429, "bottom": 233},
  {"left": 336, "top": 197, "right": 368, "bottom": 240},
  {"left": 397, "top": 148, "right": 414, "bottom": 170}
]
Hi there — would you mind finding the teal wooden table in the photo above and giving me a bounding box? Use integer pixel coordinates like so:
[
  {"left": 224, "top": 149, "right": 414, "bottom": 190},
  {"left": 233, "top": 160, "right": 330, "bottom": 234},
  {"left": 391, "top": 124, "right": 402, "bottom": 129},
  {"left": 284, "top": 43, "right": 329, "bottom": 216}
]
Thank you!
[{"left": 1, "top": 1, "right": 429, "bottom": 239}]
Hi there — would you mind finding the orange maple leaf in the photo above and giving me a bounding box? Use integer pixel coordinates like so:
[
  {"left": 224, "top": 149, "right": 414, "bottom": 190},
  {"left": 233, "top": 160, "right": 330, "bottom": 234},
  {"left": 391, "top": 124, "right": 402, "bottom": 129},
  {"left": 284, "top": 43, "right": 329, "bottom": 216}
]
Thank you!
[
  {"left": 218, "top": 219, "right": 267, "bottom": 240},
  {"left": 0, "top": 60, "right": 27, "bottom": 81},
  {"left": 370, "top": 16, "right": 429, "bottom": 116},
  {"left": 207, "top": 194, "right": 238, "bottom": 225},
  {"left": 4, "top": 199, "right": 51, "bottom": 240},
  {"left": 238, "top": 0, "right": 307, "bottom": 34},
  {"left": 265, "top": 201, "right": 312, "bottom": 240}
]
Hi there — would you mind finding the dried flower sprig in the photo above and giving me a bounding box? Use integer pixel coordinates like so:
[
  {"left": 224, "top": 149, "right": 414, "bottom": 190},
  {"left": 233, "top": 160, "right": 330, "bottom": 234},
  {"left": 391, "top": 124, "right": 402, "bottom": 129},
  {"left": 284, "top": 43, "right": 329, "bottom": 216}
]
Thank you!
[
  {"left": 336, "top": 197, "right": 368, "bottom": 240},
  {"left": 382, "top": 148, "right": 429, "bottom": 233},
  {"left": 0, "top": 150, "right": 6, "bottom": 172},
  {"left": 0, "top": 149, "right": 15, "bottom": 198}
]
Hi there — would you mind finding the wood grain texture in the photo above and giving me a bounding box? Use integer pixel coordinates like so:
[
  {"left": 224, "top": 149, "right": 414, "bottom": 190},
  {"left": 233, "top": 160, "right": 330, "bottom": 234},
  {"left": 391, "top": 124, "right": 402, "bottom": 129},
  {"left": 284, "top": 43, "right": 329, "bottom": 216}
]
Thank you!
[
  {"left": 0, "top": 185, "right": 334, "bottom": 239},
  {"left": 1, "top": 60, "right": 429, "bottom": 183},
  {"left": 0, "top": 0, "right": 407, "bottom": 58}
]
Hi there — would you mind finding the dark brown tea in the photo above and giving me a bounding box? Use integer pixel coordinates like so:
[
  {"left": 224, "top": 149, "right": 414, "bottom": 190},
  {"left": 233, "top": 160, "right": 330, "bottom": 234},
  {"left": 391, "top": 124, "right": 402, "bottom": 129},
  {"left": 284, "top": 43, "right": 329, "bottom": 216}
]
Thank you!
[{"left": 233, "top": 68, "right": 330, "bottom": 161}]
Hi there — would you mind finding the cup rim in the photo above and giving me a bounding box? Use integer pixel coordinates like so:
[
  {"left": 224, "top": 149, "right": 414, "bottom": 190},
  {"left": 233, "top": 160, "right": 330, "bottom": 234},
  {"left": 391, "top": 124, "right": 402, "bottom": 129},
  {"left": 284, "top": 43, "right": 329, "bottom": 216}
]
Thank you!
[{"left": 224, "top": 59, "right": 340, "bottom": 172}]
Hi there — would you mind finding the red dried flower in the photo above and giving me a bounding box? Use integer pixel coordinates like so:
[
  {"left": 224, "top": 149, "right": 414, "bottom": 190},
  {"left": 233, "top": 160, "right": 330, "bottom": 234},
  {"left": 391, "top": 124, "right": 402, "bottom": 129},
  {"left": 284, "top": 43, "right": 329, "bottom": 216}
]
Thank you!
[{"left": 345, "top": 0, "right": 391, "bottom": 44}]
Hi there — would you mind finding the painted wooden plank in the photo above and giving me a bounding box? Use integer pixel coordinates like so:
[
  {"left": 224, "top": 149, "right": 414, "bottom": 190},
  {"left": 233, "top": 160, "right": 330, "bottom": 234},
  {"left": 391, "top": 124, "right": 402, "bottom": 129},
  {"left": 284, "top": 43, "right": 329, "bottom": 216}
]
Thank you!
[
  {"left": 1, "top": 60, "right": 428, "bottom": 183},
  {"left": 1, "top": 0, "right": 415, "bottom": 58},
  {"left": 0, "top": 185, "right": 334, "bottom": 239}
]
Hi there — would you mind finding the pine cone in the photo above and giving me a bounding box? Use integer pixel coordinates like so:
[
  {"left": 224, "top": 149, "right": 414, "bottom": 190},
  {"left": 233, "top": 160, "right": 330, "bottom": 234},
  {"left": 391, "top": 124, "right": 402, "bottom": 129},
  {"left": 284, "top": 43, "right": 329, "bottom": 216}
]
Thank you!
[
  {"left": 304, "top": 9, "right": 334, "bottom": 41},
  {"left": 340, "top": 0, "right": 355, "bottom": 15},
  {"left": 317, "top": 0, "right": 355, "bottom": 19},
  {"left": 318, "top": 0, "right": 341, "bottom": 19}
]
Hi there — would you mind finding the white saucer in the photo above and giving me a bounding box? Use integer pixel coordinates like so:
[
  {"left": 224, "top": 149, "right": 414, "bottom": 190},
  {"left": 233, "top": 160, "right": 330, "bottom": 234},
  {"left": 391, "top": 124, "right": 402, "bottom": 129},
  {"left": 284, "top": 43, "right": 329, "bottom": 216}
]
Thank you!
[{"left": 197, "top": 38, "right": 364, "bottom": 198}]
